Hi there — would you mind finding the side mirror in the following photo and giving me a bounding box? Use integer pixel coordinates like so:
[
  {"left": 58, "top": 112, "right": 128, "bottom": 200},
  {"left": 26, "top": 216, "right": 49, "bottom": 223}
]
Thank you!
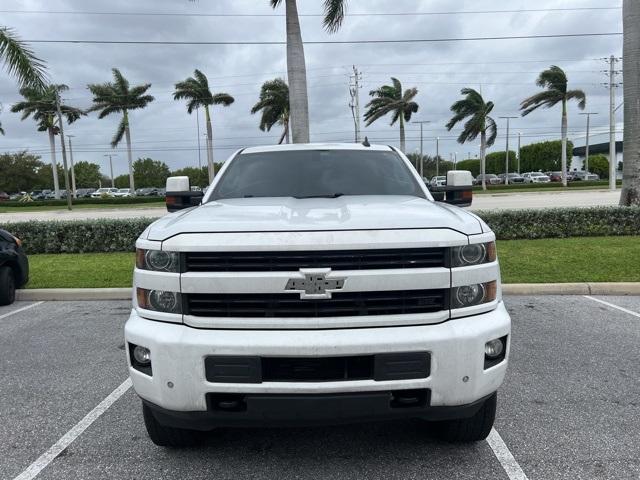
[
  {"left": 430, "top": 170, "right": 473, "bottom": 207},
  {"left": 165, "top": 176, "right": 204, "bottom": 212}
]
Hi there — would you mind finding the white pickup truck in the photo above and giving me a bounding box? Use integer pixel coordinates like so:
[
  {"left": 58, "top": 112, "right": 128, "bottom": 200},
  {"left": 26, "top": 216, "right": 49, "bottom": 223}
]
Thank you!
[{"left": 126, "top": 143, "right": 511, "bottom": 447}]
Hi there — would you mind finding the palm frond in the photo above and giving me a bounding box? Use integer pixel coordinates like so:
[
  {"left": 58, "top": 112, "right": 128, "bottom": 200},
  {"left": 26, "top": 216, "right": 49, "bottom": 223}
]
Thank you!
[
  {"left": 323, "top": 0, "right": 347, "bottom": 33},
  {"left": 485, "top": 116, "right": 498, "bottom": 147},
  {"left": 0, "top": 27, "right": 48, "bottom": 90},
  {"left": 270, "top": 0, "right": 283, "bottom": 7},
  {"left": 212, "top": 93, "right": 235, "bottom": 106},
  {"left": 111, "top": 116, "right": 126, "bottom": 148},
  {"left": 193, "top": 69, "right": 209, "bottom": 89},
  {"left": 112, "top": 68, "right": 129, "bottom": 94},
  {"left": 536, "top": 65, "right": 567, "bottom": 93},
  {"left": 403, "top": 101, "right": 418, "bottom": 121},
  {"left": 0, "top": 121, "right": 4, "bottom": 135},
  {"left": 566, "top": 89, "right": 586, "bottom": 110},
  {"left": 520, "top": 90, "right": 562, "bottom": 116}
]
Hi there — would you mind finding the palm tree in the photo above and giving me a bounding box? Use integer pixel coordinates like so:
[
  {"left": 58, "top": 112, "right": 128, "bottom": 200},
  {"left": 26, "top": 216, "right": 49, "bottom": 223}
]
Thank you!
[
  {"left": 87, "top": 69, "right": 155, "bottom": 193},
  {"left": 11, "top": 84, "right": 84, "bottom": 198},
  {"left": 251, "top": 78, "right": 290, "bottom": 144},
  {"left": 364, "top": 77, "right": 419, "bottom": 153},
  {"left": 270, "top": 0, "right": 348, "bottom": 143},
  {"left": 446, "top": 88, "right": 497, "bottom": 191},
  {"left": 520, "top": 65, "right": 586, "bottom": 187},
  {"left": 173, "top": 69, "right": 234, "bottom": 182},
  {"left": 0, "top": 26, "right": 47, "bottom": 90},
  {"left": 621, "top": 0, "right": 640, "bottom": 205}
]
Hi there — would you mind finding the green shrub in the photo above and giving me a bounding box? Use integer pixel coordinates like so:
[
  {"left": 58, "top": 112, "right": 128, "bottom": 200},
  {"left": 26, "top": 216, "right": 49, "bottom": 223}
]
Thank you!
[
  {"left": 3, "top": 207, "right": 639, "bottom": 254},
  {"left": 455, "top": 159, "right": 480, "bottom": 176},
  {"left": 520, "top": 140, "right": 573, "bottom": 172},
  {"left": 484, "top": 151, "right": 517, "bottom": 175},
  {"left": 585, "top": 154, "right": 609, "bottom": 179}
]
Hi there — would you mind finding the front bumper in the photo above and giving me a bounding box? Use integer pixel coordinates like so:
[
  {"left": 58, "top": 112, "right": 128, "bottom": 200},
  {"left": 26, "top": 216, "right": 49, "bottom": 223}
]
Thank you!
[{"left": 125, "top": 303, "right": 510, "bottom": 420}]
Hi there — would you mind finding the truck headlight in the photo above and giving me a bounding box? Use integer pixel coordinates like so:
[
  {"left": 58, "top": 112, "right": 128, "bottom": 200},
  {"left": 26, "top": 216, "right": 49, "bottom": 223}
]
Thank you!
[
  {"left": 137, "top": 288, "right": 182, "bottom": 314},
  {"left": 136, "top": 249, "right": 180, "bottom": 272},
  {"left": 450, "top": 242, "right": 496, "bottom": 267},
  {"left": 451, "top": 281, "right": 497, "bottom": 309}
]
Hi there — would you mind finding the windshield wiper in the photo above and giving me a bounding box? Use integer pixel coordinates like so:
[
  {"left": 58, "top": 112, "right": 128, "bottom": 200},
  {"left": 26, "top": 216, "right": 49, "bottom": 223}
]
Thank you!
[{"left": 293, "top": 193, "right": 345, "bottom": 199}]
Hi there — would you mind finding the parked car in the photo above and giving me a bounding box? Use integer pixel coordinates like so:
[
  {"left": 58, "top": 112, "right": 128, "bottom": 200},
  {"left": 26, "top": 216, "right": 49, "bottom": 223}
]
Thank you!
[
  {"left": 474, "top": 174, "right": 501, "bottom": 185},
  {"left": 156, "top": 188, "right": 166, "bottom": 197},
  {"left": 9, "top": 192, "right": 26, "bottom": 200},
  {"left": 0, "top": 229, "right": 29, "bottom": 305},
  {"left": 521, "top": 172, "right": 551, "bottom": 183},
  {"left": 29, "top": 190, "right": 48, "bottom": 200},
  {"left": 497, "top": 173, "right": 524, "bottom": 184},
  {"left": 114, "top": 188, "right": 134, "bottom": 198},
  {"left": 76, "top": 188, "right": 96, "bottom": 198},
  {"left": 91, "top": 188, "right": 119, "bottom": 198},
  {"left": 429, "top": 176, "right": 447, "bottom": 187},
  {"left": 572, "top": 171, "right": 600, "bottom": 181},
  {"left": 0, "top": 191, "right": 9, "bottom": 201},
  {"left": 135, "top": 187, "right": 158, "bottom": 196}
]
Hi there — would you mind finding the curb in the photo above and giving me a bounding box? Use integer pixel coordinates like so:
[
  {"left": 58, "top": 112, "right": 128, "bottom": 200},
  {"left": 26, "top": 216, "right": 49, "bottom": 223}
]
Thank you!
[{"left": 15, "top": 283, "right": 640, "bottom": 301}]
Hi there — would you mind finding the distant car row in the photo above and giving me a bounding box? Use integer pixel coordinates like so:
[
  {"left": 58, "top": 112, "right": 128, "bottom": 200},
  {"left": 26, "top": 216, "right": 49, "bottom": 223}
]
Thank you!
[
  {"left": 0, "top": 187, "right": 168, "bottom": 201},
  {"left": 427, "top": 170, "right": 600, "bottom": 187}
]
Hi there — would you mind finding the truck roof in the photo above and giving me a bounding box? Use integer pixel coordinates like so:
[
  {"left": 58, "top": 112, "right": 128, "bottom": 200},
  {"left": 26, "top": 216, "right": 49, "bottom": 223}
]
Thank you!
[{"left": 241, "top": 143, "right": 394, "bottom": 154}]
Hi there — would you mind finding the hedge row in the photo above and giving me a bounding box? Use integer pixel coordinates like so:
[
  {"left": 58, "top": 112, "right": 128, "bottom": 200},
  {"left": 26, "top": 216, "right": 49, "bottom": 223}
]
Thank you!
[
  {"left": 2, "top": 207, "right": 639, "bottom": 254},
  {"left": 1, "top": 196, "right": 164, "bottom": 207}
]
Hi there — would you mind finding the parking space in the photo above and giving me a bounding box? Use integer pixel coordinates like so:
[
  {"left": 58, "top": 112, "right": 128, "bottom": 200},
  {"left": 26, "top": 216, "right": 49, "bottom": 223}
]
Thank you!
[{"left": 2, "top": 296, "right": 639, "bottom": 480}]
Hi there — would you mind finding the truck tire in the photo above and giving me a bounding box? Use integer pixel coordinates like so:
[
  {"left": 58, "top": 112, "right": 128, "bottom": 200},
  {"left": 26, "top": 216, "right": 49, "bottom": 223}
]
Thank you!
[
  {"left": 142, "top": 403, "right": 204, "bottom": 447},
  {"left": 0, "top": 266, "right": 16, "bottom": 306},
  {"left": 434, "top": 393, "right": 497, "bottom": 443}
]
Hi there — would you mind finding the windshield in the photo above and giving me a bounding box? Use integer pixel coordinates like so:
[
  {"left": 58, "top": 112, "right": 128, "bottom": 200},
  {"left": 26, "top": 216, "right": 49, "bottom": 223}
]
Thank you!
[{"left": 210, "top": 150, "right": 424, "bottom": 200}]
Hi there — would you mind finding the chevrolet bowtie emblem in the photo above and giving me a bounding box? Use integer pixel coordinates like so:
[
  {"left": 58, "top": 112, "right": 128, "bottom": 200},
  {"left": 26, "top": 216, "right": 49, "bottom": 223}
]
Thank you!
[{"left": 285, "top": 268, "right": 345, "bottom": 299}]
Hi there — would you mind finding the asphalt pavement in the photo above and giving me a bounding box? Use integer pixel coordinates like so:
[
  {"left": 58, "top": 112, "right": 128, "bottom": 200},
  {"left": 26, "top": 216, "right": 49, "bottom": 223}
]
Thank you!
[
  {"left": 1, "top": 295, "right": 639, "bottom": 480},
  {"left": 0, "top": 189, "right": 622, "bottom": 223}
]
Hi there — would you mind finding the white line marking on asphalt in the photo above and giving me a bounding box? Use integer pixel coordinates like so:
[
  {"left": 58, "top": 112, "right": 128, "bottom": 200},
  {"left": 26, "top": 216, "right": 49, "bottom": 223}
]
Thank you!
[
  {"left": 487, "top": 428, "right": 530, "bottom": 480},
  {"left": 0, "top": 301, "right": 44, "bottom": 321},
  {"left": 584, "top": 296, "right": 640, "bottom": 318},
  {"left": 13, "top": 378, "right": 132, "bottom": 480}
]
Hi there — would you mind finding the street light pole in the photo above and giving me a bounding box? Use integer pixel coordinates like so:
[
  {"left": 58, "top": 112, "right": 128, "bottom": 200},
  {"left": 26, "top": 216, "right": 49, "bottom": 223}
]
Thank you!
[
  {"left": 415, "top": 121, "right": 431, "bottom": 178},
  {"left": 579, "top": 112, "right": 599, "bottom": 174},
  {"left": 517, "top": 132, "right": 521, "bottom": 174},
  {"left": 436, "top": 137, "right": 440, "bottom": 176},
  {"left": 104, "top": 154, "right": 117, "bottom": 188},
  {"left": 67, "top": 135, "right": 77, "bottom": 198},
  {"left": 499, "top": 116, "right": 518, "bottom": 185}
]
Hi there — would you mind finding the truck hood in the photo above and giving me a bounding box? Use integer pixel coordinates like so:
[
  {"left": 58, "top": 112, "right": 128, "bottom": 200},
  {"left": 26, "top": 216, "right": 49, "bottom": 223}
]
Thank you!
[{"left": 146, "top": 196, "right": 485, "bottom": 241}]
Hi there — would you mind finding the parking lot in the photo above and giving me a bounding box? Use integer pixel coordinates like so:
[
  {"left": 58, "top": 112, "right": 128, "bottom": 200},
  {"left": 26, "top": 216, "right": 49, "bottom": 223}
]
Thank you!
[{"left": 1, "top": 295, "right": 639, "bottom": 480}]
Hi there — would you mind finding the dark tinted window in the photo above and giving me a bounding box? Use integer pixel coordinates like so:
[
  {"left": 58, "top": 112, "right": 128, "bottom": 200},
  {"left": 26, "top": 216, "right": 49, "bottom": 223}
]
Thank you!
[{"left": 211, "top": 150, "right": 424, "bottom": 200}]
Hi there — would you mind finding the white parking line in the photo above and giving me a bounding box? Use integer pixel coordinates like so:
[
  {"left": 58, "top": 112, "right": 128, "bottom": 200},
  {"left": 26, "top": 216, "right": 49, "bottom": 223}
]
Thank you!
[
  {"left": 13, "top": 378, "right": 132, "bottom": 480},
  {"left": 487, "top": 428, "right": 530, "bottom": 480},
  {"left": 584, "top": 296, "right": 640, "bottom": 318},
  {"left": 0, "top": 302, "right": 44, "bottom": 321}
]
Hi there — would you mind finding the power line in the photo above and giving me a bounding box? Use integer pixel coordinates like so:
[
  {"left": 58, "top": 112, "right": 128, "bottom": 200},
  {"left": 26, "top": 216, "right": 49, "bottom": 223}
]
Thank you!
[
  {"left": 0, "top": 7, "right": 622, "bottom": 18},
  {"left": 23, "top": 32, "right": 622, "bottom": 46}
]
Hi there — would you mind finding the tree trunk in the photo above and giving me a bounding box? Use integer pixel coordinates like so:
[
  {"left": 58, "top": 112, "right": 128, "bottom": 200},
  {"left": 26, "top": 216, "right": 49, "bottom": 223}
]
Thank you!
[
  {"left": 285, "top": 0, "right": 310, "bottom": 143},
  {"left": 124, "top": 110, "right": 135, "bottom": 193},
  {"left": 561, "top": 99, "right": 568, "bottom": 187},
  {"left": 205, "top": 105, "right": 215, "bottom": 182},
  {"left": 399, "top": 115, "right": 406, "bottom": 153},
  {"left": 480, "top": 130, "right": 487, "bottom": 191},
  {"left": 285, "top": 117, "right": 290, "bottom": 144},
  {"left": 621, "top": 0, "right": 640, "bottom": 205},
  {"left": 48, "top": 127, "right": 61, "bottom": 199}
]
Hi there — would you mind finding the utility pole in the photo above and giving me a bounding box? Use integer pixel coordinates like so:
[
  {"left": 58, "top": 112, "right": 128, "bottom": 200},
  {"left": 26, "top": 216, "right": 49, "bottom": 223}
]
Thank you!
[
  {"left": 436, "top": 137, "right": 440, "bottom": 176},
  {"left": 67, "top": 135, "right": 77, "bottom": 198},
  {"left": 605, "top": 55, "right": 622, "bottom": 190},
  {"left": 415, "top": 121, "right": 431, "bottom": 178},
  {"left": 517, "top": 132, "right": 521, "bottom": 174},
  {"left": 196, "top": 106, "right": 202, "bottom": 170},
  {"left": 104, "top": 154, "right": 117, "bottom": 188},
  {"left": 54, "top": 91, "right": 72, "bottom": 211},
  {"left": 349, "top": 66, "right": 363, "bottom": 143},
  {"left": 499, "top": 116, "right": 518, "bottom": 185},
  {"left": 579, "top": 112, "right": 598, "bottom": 174}
]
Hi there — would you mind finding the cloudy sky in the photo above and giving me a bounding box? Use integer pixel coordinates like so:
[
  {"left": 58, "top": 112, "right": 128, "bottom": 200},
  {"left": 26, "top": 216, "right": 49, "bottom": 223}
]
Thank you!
[{"left": 0, "top": 0, "right": 622, "bottom": 177}]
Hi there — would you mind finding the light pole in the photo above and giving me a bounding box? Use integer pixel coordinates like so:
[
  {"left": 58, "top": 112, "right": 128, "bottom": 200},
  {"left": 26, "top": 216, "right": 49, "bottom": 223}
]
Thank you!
[
  {"left": 415, "top": 121, "right": 431, "bottom": 178},
  {"left": 517, "top": 132, "right": 522, "bottom": 174},
  {"left": 104, "top": 154, "right": 117, "bottom": 188},
  {"left": 499, "top": 116, "right": 518, "bottom": 185},
  {"left": 579, "top": 112, "right": 598, "bottom": 174},
  {"left": 435, "top": 137, "right": 440, "bottom": 176},
  {"left": 67, "top": 135, "right": 77, "bottom": 198}
]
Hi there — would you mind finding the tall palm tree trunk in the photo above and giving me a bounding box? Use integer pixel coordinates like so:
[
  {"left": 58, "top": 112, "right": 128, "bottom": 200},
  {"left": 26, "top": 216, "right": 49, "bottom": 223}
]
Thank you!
[
  {"left": 621, "top": 0, "right": 640, "bottom": 205},
  {"left": 285, "top": 117, "right": 290, "bottom": 144},
  {"left": 48, "top": 127, "right": 61, "bottom": 198},
  {"left": 399, "top": 115, "right": 406, "bottom": 153},
  {"left": 285, "top": 0, "right": 310, "bottom": 143},
  {"left": 480, "top": 130, "right": 487, "bottom": 191},
  {"left": 561, "top": 99, "right": 568, "bottom": 187},
  {"left": 205, "top": 106, "right": 215, "bottom": 182},
  {"left": 123, "top": 111, "right": 135, "bottom": 193}
]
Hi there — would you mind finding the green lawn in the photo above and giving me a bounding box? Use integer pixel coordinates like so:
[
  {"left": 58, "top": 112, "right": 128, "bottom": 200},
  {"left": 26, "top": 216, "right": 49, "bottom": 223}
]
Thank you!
[
  {"left": 0, "top": 202, "right": 165, "bottom": 213},
  {"left": 24, "top": 236, "right": 640, "bottom": 288}
]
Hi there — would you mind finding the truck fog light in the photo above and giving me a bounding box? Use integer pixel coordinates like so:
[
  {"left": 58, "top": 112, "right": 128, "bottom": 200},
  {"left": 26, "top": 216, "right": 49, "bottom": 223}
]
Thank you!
[
  {"left": 485, "top": 338, "right": 504, "bottom": 359},
  {"left": 133, "top": 345, "right": 151, "bottom": 365},
  {"left": 149, "top": 290, "right": 181, "bottom": 313}
]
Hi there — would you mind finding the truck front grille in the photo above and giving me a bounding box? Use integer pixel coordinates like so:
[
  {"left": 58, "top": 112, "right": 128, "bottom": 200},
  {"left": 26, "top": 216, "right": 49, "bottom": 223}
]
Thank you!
[
  {"left": 183, "top": 248, "right": 446, "bottom": 272},
  {"left": 184, "top": 289, "right": 447, "bottom": 318}
]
